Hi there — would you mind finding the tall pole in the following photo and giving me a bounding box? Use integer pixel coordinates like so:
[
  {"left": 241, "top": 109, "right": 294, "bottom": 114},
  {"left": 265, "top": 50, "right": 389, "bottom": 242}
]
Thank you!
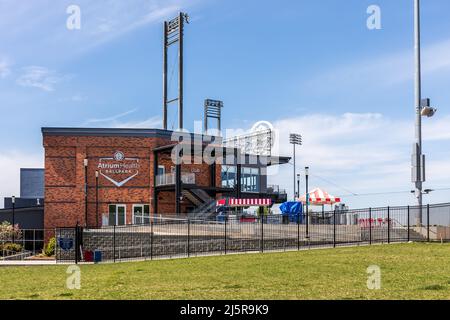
[
  {"left": 84, "top": 159, "right": 88, "bottom": 227},
  {"left": 178, "top": 12, "right": 184, "bottom": 130},
  {"left": 414, "top": 0, "right": 423, "bottom": 225},
  {"left": 163, "top": 13, "right": 187, "bottom": 130},
  {"left": 305, "top": 167, "right": 309, "bottom": 238},
  {"left": 293, "top": 144, "right": 296, "bottom": 200},
  {"left": 163, "top": 21, "right": 168, "bottom": 130},
  {"left": 290, "top": 133, "right": 302, "bottom": 200},
  {"left": 12, "top": 196, "right": 15, "bottom": 243},
  {"left": 95, "top": 171, "right": 99, "bottom": 228}
]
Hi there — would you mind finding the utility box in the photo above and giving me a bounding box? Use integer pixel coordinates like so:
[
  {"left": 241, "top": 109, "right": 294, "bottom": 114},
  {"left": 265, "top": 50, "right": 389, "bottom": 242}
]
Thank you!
[{"left": 94, "top": 250, "right": 102, "bottom": 264}]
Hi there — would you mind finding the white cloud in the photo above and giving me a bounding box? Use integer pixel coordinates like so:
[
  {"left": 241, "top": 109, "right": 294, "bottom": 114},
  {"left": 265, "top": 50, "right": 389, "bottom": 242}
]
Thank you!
[
  {"left": 70, "top": 94, "right": 85, "bottom": 102},
  {"left": 305, "top": 38, "right": 450, "bottom": 93},
  {"left": 0, "top": 151, "right": 43, "bottom": 209},
  {"left": 0, "top": 57, "right": 12, "bottom": 78},
  {"left": 0, "top": 0, "right": 198, "bottom": 59},
  {"left": 258, "top": 112, "right": 450, "bottom": 208},
  {"left": 16, "top": 66, "right": 67, "bottom": 91},
  {"left": 111, "top": 116, "right": 163, "bottom": 129},
  {"left": 84, "top": 108, "right": 162, "bottom": 128},
  {"left": 423, "top": 115, "right": 450, "bottom": 141},
  {"left": 85, "top": 108, "right": 138, "bottom": 124},
  {"left": 57, "top": 94, "right": 87, "bottom": 103}
]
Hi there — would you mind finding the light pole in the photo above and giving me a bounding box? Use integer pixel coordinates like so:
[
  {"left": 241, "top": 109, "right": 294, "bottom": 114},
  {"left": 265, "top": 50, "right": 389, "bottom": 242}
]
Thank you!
[
  {"left": 84, "top": 158, "right": 88, "bottom": 227},
  {"left": 290, "top": 133, "right": 302, "bottom": 201},
  {"left": 95, "top": 170, "right": 99, "bottom": 228},
  {"left": 305, "top": 166, "right": 309, "bottom": 239},
  {"left": 413, "top": 0, "right": 437, "bottom": 226},
  {"left": 11, "top": 196, "right": 15, "bottom": 243},
  {"left": 297, "top": 174, "right": 300, "bottom": 199}
]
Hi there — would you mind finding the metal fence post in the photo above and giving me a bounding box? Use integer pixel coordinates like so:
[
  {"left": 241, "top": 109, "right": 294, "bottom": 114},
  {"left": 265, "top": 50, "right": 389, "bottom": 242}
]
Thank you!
[
  {"left": 75, "top": 224, "right": 79, "bottom": 264},
  {"left": 261, "top": 215, "right": 264, "bottom": 253},
  {"left": 224, "top": 217, "right": 227, "bottom": 255},
  {"left": 187, "top": 219, "right": 190, "bottom": 258},
  {"left": 369, "top": 208, "right": 372, "bottom": 245},
  {"left": 113, "top": 225, "right": 116, "bottom": 263},
  {"left": 32, "top": 229, "right": 36, "bottom": 255},
  {"left": 387, "top": 206, "right": 391, "bottom": 244},
  {"left": 427, "top": 204, "right": 430, "bottom": 242},
  {"left": 407, "top": 206, "right": 410, "bottom": 242},
  {"left": 140, "top": 225, "right": 144, "bottom": 258},
  {"left": 333, "top": 208, "right": 336, "bottom": 248},
  {"left": 150, "top": 219, "right": 153, "bottom": 260},
  {"left": 297, "top": 212, "right": 300, "bottom": 251}
]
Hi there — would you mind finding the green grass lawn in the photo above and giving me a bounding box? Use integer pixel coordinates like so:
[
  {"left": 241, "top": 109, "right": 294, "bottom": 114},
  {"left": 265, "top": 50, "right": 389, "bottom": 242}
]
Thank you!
[{"left": 1, "top": 243, "right": 450, "bottom": 300}]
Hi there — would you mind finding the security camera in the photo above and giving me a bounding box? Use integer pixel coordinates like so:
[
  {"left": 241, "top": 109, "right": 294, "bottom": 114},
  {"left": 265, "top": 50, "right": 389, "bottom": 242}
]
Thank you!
[
  {"left": 421, "top": 107, "right": 437, "bottom": 117},
  {"left": 420, "top": 98, "right": 437, "bottom": 117}
]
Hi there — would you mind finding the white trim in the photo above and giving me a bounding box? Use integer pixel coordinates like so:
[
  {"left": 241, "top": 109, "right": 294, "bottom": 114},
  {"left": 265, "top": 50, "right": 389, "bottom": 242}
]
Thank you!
[
  {"left": 132, "top": 204, "right": 143, "bottom": 225},
  {"left": 132, "top": 204, "right": 150, "bottom": 225},
  {"left": 100, "top": 171, "right": 139, "bottom": 187}
]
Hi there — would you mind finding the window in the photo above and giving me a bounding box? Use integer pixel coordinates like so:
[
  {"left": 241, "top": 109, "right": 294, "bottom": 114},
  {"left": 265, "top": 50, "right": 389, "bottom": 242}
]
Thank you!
[
  {"left": 221, "top": 165, "right": 236, "bottom": 188},
  {"left": 133, "top": 204, "right": 150, "bottom": 225},
  {"left": 221, "top": 166, "right": 260, "bottom": 192},
  {"left": 157, "top": 165, "right": 165, "bottom": 185},
  {"left": 108, "top": 204, "right": 126, "bottom": 226},
  {"left": 241, "top": 167, "right": 260, "bottom": 193}
]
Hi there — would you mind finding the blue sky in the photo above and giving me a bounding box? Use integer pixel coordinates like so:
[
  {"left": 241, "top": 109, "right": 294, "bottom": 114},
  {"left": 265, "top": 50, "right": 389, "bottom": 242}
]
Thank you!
[{"left": 1, "top": 0, "right": 450, "bottom": 208}]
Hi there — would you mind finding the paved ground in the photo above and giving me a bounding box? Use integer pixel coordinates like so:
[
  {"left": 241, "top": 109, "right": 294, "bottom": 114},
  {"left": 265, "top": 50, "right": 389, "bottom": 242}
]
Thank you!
[{"left": 0, "top": 260, "right": 57, "bottom": 266}]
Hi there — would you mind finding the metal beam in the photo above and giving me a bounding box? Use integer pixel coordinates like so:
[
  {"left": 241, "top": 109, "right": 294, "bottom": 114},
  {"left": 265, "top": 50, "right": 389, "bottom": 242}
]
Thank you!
[
  {"left": 178, "top": 12, "right": 184, "bottom": 130},
  {"left": 163, "top": 21, "right": 168, "bottom": 130},
  {"left": 162, "top": 12, "right": 188, "bottom": 131}
]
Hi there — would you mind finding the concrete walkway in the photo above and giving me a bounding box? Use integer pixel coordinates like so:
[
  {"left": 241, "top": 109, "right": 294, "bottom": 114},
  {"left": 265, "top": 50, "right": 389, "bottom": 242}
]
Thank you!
[{"left": 0, "top": 260, "right": 57, "bottom": 266}]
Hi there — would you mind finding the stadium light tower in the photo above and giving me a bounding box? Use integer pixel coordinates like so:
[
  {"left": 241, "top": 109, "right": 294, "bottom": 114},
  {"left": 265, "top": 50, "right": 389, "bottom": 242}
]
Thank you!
[
  {"left": 289, "top": 134, "right": 302, "bottom": 200},
  {"left": 305, "top": 166, "right": 309, "bottom": 239},
  {"left": 412, "top": 0, "right": 437, "bottom": 226}
]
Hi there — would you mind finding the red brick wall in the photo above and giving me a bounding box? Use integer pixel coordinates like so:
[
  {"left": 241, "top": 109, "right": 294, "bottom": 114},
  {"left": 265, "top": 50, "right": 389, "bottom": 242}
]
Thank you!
[{"left": 43, "top": 134, "right": 223, "bottom": 229}]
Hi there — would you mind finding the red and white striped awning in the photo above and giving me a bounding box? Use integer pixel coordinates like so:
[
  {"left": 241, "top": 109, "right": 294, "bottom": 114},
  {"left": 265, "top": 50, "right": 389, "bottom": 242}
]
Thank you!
[
  {"left": 298, "top": 188, "right": 341, "bottom": 205},
  {"left": 216, "top": 198, "right": 272, "bottom": 207}
]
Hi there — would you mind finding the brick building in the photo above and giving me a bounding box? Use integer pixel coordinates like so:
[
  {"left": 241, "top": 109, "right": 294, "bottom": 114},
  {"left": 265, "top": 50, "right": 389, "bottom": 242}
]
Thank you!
[{"left": 42, "top": 127, "right": 289, "bottom": 230}]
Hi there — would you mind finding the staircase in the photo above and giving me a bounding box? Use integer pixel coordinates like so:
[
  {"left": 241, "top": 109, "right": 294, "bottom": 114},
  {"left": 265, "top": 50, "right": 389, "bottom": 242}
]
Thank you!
[
  {"left": 182, "top": 190, "right": 203, "bottom": 207},
  {"left": 391, "top": 228, "right": 425, "bottom": 241},
  {"left": 190, "top": 200, "right": 217, "bottom": 220},
  {"left": 183, "top": 189, "right": 217, "bottom": 220},
  {"left": 361, "top": 227, "right": 426, "bottom": 242}
]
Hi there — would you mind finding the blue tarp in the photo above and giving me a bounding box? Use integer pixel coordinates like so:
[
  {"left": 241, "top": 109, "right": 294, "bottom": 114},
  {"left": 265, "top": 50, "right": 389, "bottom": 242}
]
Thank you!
[{"left": 279, "top": 202, "right": 303, "bottom": 223}]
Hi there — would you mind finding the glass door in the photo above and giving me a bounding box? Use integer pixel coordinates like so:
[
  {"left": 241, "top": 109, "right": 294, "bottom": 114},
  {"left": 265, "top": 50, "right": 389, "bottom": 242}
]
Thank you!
[
  {"left": 133, "top": 205, "right": 150, "bottom": 225},
  {"left": 157, "top": 165, "right": 165, "bottom": 185},
  {"left": 108, "top": 204, "right": 126, "bottom": 226},
  {"left": 117, "top": 205, "right": 126, "bottom": 225}
]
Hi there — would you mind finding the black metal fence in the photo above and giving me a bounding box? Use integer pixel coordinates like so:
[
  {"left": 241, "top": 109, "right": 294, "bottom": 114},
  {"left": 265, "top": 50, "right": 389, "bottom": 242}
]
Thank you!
[
  {"left": 0, "top": 229, "right": 55, "bottom": 260},
  {"left": 55, "top": 203, "right": 450, "bottom": 263}
]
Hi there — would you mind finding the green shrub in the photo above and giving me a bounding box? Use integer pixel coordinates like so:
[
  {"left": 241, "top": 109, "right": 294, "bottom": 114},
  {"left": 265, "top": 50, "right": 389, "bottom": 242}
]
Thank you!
[
  {"left": 0, "top": 221, "right": 22, "bottom": 242},
  {"left": 0, "top": 243, "right": 22, "bottom": 253},
  {"left": 44, "top": 237, "right": 56, "bottom": 257}
]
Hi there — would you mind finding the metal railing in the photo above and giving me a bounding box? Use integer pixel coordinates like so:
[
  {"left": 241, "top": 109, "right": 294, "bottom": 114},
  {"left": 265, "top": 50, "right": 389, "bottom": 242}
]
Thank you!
[
  {"left": 56, "top": 202, "right": 450, "bottom": 264},
  {"left": 0, "top": 229, "right": 55, "bottom": 260},
  {"left": 267, "top": 184, "right": 287, "bottom": 195},
  {"left": 155, "top": 173, "right": 196, "bottom": 186}
]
